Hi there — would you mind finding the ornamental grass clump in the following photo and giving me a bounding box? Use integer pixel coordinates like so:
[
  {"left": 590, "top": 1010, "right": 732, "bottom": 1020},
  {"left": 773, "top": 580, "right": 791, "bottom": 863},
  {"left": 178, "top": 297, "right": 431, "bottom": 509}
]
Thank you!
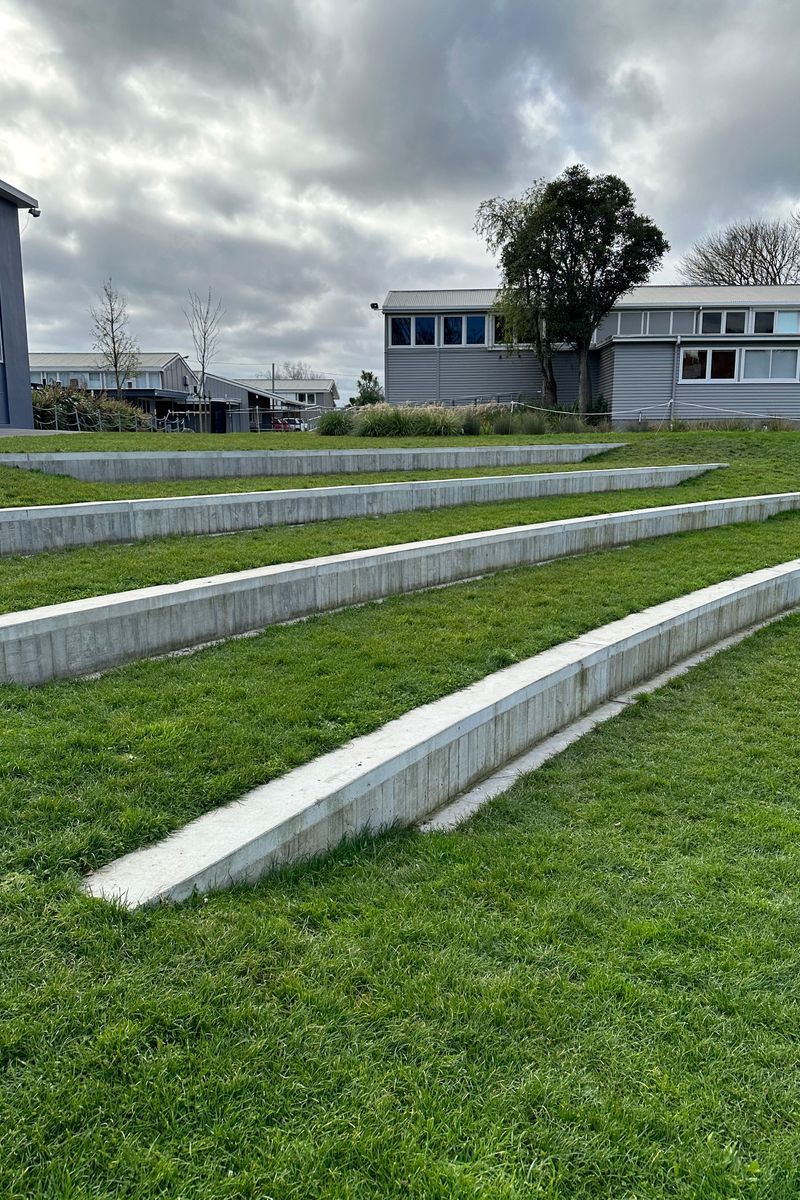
[{"left": 317, "top": 408, "right": 355, "bottom": 435}]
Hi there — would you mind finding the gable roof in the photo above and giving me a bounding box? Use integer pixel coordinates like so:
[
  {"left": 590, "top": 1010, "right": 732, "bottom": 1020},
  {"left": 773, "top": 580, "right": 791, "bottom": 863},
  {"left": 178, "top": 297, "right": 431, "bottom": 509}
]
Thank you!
[
  {"left": 29, "top": 352, "right": 190, "bottom": 370},
  {"left": 235, "top": 377, "right": 339, "bottom": 395}
]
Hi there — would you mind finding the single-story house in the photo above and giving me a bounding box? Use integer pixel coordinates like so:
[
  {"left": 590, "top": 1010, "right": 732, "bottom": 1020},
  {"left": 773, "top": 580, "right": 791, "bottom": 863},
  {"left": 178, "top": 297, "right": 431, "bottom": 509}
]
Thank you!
[
  {"left": 382, "top": 285, "right": 800, "bottom": 425},
  {"left": 1, "top": 178, "right": 39, "bottom": 430},
  {"left": 203, "top": 372, "right": 303, "bottom": 433},
  {"left": 236, "top": 377, "right": 339, "bottom": 423}
]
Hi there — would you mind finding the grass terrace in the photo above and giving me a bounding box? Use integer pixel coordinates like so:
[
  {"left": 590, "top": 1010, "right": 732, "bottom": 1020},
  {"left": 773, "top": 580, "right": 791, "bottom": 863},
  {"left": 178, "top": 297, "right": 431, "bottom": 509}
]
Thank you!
[
  {"left": 3, "top": 431, "right": 800, "bottom": 1195},
  {"left": 0, "top": 432, "right": 798, "bottom": 611}
]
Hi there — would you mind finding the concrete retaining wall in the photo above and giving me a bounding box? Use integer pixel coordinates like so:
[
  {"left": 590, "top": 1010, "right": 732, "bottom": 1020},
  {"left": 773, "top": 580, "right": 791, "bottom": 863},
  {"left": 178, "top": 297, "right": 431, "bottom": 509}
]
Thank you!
[
  {"left": 1, "top": 463, "right": 724, "bottom": 556},
  {"left": 1, "top": 490, "right": 796, "bottom": 687},
  {"left": 0, "top": 442, "right": 625, "bottom": 482},
  {"left": 83, "top": 557, "right": 800, "bottom": 907}
]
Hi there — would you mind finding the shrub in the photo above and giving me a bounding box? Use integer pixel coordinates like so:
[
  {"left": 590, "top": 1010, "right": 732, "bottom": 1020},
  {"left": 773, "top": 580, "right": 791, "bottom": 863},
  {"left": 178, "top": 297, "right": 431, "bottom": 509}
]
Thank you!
[
  {"left": 492, "top": 412, "right": 513, "bottom": 434},
  {"left": 460, "top": 408, "right": 482, "bottom": 436},
  {"left": 519, "top": 410, "right": 547, "bottom": 434},
  {"left": 352, "top": 403, "right": 400, "bottom": 437},
  {"left": 32, "top": 384, "right": 150, "bottom": 432},
  {"left": 409, "top": 406, "right": 463, "bottom": 436},
  {"left": 317, "top": 408, "right": 355, "bottom": 435}
]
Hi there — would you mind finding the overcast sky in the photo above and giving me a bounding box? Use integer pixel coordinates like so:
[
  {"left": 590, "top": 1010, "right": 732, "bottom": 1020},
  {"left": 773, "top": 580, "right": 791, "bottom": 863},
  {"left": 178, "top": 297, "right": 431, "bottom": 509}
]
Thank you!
[{"left": 3, "top": 0, "right": 800, "bottom": 398}]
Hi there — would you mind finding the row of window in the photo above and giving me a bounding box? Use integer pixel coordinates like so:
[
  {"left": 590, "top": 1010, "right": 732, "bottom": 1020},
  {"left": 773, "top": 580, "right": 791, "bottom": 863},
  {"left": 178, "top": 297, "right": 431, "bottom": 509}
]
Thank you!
[
  {"left": 597, "top": 308, "right": 800, "bottom": 340},
  {"left": 389, "top": 308, "right": 800, "bottom": 350},
  {"left": 389, "top": 314, "right": 492, "bottom": 347},
  {"left": 31, "top": 371, "right": 164, "bottom": 389},
  {"left": 681, "top": 347, "right": 800, "bottom": 383}
]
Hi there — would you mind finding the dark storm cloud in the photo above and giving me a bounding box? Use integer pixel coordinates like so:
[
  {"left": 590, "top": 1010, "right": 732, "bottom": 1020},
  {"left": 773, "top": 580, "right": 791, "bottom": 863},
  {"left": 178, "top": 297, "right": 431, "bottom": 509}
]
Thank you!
[{"left": 4, "top": 0, "right": 800, "bottom": 396}]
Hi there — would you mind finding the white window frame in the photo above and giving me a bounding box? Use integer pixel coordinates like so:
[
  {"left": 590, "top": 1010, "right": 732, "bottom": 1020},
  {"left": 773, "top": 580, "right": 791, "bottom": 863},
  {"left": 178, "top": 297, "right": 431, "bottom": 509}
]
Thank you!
[
  {"left": 775, "top": 311, "right": 800, "bottom": 334},
  {"left": 388, "top": 315, "right": 414, "bottom": 348},
  {"left": 412, "top": 314, "right": 437, "bottom": 348},
  {"left": 442, "top": 314, "right": 465, "bottom": 347},
  {"left": 741, "top": 347, "right": 800, "bottom": 383},
  {"left": 752, "top": 310, "right": 776, "bottom": 335},
  {"left": 679, "top": 346, "right": 739, "bottom": 383},
  {"left": 617, "top": 310, "right": 645, "bottom": 337}
]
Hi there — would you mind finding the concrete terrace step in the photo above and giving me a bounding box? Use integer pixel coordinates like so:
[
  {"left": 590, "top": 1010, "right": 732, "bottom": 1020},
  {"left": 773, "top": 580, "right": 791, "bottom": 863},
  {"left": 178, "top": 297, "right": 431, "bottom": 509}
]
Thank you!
[
  {"left": 82, "top": 557, "right": 800, "bottom": 908},
  {"left": 0, "top": 442, "right": 626, "bottom": 482},
  {"left": 1, "top": 486, "right": 795, "bottom": 688},
  {"left": 1, "top": 462, "right": 723, "bottom": 556}
]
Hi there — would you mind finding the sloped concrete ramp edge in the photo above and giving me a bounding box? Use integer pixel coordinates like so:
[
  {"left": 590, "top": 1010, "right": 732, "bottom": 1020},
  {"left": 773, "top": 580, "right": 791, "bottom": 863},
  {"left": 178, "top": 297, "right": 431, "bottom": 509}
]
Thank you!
[
  {"left": 2, "top": 486, "right": 794, "bottom": 688},
  {"left": 82, "top": 557, "right": 800, "bottom": 908},
  {"left": 1, "top": 462, "right": 721, "bottom": 556},
  {"left": 0, "top": 442, "right": 626, "bottom": 482}
]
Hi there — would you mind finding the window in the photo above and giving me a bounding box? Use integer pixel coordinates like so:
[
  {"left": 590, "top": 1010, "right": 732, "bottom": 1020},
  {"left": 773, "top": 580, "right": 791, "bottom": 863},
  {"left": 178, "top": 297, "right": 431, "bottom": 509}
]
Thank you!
[
  {"left": 754, "top": 311, "right": 774, "bottom": 334},
  {"left": 414, "top": 316, "right": 436, "bottom": 346},
  {"left": 494, "top": 314, "right": 506, "bottom": 344},
  {"left": 743, "top": 348, "right": 798, "bottom": 380},
  {"left": 672, "top": 310, "right": 695, "bottom": 335},
  {"left": 709, "top": 349, "right": 736, "bottom": 379},
  {"left": 596, "top": 312, "right": 618, "bottom": 341},
  {"left": 390, "top": 316, "right": 411, "bottom": 346},
  {"left": 681, "top": 349, "right": 707, "bottom": 380},
  {"left": 647, "top": 310, "right": 671, "bottom": 335},
  {"left": 443, "top": 315, "right": 463, "bottom": 345},
  {"left": 618, "top": 311, "right": 644, "bottom": 336},
  {"left": 466, "top": 315, "right": 486, "bottom": 344},
  {"left": 724, "top": 311, "right": 746, "bottom": 334},
  {"left": 776, "top": 311, "right": 800, "bottom": 333},
  {"left": 88, "top": 372, "right": 102, "bottom": 388},
  {"left": 701, "top": 311, "right": 722, "bottom": 335}
]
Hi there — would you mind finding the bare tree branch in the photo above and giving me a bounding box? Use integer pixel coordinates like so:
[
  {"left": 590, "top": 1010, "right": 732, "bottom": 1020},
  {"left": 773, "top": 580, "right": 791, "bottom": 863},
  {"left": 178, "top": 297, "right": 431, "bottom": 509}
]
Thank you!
[
  {"left": 279, "top": 360, "right": 320, "bottom": 380},
  {"left": 184, "top": 288, "right": 225, "bottom": 399},
  {"left": 678, "top": 215, "right": 800, "bottom": 285},
  {"left": 90, "top": 278, "right": 140, "bottom": 400}
]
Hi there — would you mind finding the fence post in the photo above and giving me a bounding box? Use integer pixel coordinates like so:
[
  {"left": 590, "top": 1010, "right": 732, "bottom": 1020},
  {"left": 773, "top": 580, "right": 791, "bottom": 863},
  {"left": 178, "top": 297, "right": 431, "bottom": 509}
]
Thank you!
[{"left": 54, "top": 406, "right": 59, "bottom": 432}]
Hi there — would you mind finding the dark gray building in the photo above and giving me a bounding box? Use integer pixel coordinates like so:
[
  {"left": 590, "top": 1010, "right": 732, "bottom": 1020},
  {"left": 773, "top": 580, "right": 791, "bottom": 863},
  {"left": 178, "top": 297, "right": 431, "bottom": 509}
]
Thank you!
[
  {"left": 0, "top": 179, "right": 39, "bottom": 430},
  {"left": 383, "top": 285, "right": 800, "bottom": 425}
]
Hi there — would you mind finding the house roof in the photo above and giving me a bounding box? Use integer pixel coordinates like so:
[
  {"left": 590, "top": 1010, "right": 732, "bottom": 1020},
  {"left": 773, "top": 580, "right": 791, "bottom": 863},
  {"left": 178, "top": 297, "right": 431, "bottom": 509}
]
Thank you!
[
  {"left": 0, "top": 178, "right": 39, "bottom": 210},
  {"left": 29, "top": 352, "right": 189, "bottom": 370},
  {"left": 383, "top": 289, "right": 498, "bottom": 312},
  {"left": 383, "top": 285, "right": 800, "bottom": 312},
  {"left": 204, "top": 372, "right": 302, "bottom": 405},
  {"left": 235, "top": 377, "right": 338, "bottom": 394}
]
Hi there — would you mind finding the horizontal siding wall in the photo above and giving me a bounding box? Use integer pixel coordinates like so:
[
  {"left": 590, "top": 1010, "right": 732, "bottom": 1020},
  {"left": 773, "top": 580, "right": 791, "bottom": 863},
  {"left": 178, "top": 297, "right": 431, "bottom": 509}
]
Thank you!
[
  {"left": 673, "top": 384, "right": 800, "bottom": 422},
  {"left": 385, "top": 348, "right": 580, "bottom": 408},
  {"left": 609, "top": 342, "right": 675, "bottom": 423},
  {"left": 598, "top": 345, "right": 614, "bottom": 408}
]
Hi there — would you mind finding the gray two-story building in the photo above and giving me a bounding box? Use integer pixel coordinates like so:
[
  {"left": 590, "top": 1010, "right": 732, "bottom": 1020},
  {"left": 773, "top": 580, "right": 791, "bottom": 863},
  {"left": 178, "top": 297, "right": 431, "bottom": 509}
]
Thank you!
[
  {"left": 0, "top": 179, "right": 39, "bottom": 430},
  {"left": 383, "top": 285, "right": 800, "bottom": 425}
]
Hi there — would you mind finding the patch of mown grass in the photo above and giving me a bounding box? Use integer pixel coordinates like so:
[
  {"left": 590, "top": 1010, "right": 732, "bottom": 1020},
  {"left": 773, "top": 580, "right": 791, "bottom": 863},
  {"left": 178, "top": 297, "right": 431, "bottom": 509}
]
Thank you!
[
  {"left": 1, "top": 431, "right": 799, "bottom": 611},
  {"left": 2, "top": 591, "right": 800, "bottom": 1196}
]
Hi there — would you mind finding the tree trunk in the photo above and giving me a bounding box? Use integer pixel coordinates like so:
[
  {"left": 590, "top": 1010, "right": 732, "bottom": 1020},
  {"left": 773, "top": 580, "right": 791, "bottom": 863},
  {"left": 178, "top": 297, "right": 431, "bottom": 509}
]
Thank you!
[
  {"left": 576, "top": 343, "right": 591, "bottom": 417},
  {"left": 541, "top": 354, "right": 558, "bottom": 408}
]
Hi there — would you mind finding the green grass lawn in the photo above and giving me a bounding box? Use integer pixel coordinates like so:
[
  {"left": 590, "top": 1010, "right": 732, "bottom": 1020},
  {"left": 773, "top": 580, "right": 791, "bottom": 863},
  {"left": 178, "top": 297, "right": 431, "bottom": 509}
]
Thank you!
[
  {"left": 0, "top": 431, "right": 798, "bottom": 612},
  {"left": 0, "top": 429, "right": 619, "bottom": 454},
  {"left": 2, "top": 579, "right": 800, "bottom": 1196},
  {"left": 3, "top": 430, "right": 800, "bottom": 1195}
]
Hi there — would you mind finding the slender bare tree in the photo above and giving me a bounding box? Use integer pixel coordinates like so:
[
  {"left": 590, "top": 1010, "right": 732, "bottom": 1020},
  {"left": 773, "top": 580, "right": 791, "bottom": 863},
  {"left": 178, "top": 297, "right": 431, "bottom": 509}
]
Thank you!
[
  {"left": 90, "top": 278, "right": 140, "bottom": 399},
  {"left": 184, "top": 288, "right": 225, "bottom": 400},
  {"left": 678, "top": 215, "right": 800, "bottom": 285}
]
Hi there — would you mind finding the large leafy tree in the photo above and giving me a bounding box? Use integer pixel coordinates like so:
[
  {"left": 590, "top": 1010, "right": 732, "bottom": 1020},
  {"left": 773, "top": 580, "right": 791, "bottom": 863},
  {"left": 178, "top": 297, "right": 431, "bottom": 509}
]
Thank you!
[
  {"left": 478, "top": 165, "right": 669, "bottom": 416},
  {"left": 475, "top": 184, "right": 562, "bottom": 408}
]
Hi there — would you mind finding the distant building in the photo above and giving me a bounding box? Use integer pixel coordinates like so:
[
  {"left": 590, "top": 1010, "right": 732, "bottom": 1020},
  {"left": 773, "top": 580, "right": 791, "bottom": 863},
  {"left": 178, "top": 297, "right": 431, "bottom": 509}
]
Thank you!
[
  {"left": 0, "top": 178, "right": 39, "bottom": 430},
  {"left": 236, "top": 377, "right": 339, "bottom": 422},
  {"left": 203, "top": 372, "right": 303, "bottom": 432},
  {"left": 383, "top": 285, "right": 800, "bottom": 425},
  {"left": 29, "top": 352, "right": 197, "bottom": 420}
]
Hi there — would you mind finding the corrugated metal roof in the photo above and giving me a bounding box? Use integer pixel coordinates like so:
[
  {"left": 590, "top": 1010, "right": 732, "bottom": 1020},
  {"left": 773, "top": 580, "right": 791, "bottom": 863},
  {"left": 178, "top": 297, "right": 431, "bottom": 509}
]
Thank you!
[
  {"left": 383, "top": 289, "right": 498, "bottom": 311},
  {"left": 383, "top": 285, "right": 800, "bottom": 312},
  {"left": 29, "top": 352, "right": 186, "bottom": 369},
  {"left": 236, "top": 377, "right": 337, "bottom": 392},
  {"left": 616, "top": 285, "right": 800, "bottom": 306}
]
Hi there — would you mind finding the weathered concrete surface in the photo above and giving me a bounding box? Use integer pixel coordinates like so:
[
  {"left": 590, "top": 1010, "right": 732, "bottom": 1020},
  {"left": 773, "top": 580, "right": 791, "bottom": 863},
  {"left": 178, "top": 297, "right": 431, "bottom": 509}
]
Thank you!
[
  {"left": 0, "top": 442, "right": 625, "bottom": 482},
  {"left": 1, "top": 462, "right": 723, "bottom": 556},
  {"left": 1, "top": 489, "right": 795, "bottom": 687},
  {"left": 82, "top": 558, "right": 800, "bottom": 907}
]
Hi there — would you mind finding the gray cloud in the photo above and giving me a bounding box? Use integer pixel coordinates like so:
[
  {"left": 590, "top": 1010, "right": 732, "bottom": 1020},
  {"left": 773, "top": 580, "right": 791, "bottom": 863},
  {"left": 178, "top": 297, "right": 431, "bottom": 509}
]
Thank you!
[{"left": 3, "top": 0, "right": 800, "bottom": 397}]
